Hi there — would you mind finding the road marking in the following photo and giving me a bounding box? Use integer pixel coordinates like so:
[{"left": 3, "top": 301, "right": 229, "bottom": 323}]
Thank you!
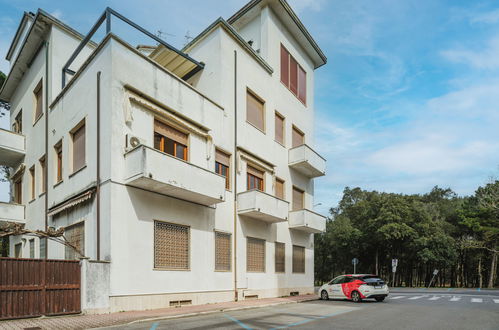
[
  {"left": 471, "top": 298, "right": 483, "bottom": 303},
  {"left": 150, "top": 322, "right": 159, "bottom": 330},
  {"left": 224, "top": 314, "right": 253, "bottom": 330},
  {"left": 428, "top": 296, "right": 441, "bottom": 301},
  {"left": 390, "top": 296, "right": 405, "bottom": 299},
  {"left": 450, "top": 297, "right": 461, "bottom": 302},
  {"left": 269, "top": 309, "right": 356, "bottom": 330},
  {"left": 408, "top": 296, "right": 425, "bottom": 300},
  {"left": 493, "top": 299, "right": 499, "bottom": 304},
  {"left": 447, "top": 288, "right": 453, "bottom": 291}
]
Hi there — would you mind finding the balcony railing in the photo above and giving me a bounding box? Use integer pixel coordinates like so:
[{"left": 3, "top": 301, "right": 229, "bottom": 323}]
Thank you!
[
  {"left": 288, "top": 209, "right": 326, "bottom": 233},
  {"left": 124, "top": 145, "right": 226, "bottom": 206},
  {"left": 237, "top": 190, "right": 289, "bottom": 223},
  {"left": 288, "top": 144, "right": 326, "bottom": 178},
  {"left": 0, "top": 128, "right": 25, "bottom": 167},
  {"left": 0, "top": 202, "right": 25, "bottom": 224}
]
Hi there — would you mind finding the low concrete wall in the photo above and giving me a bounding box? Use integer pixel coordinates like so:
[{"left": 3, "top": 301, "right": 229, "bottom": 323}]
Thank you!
[{"left": 81, "top": 258, "right": 111, "bottom": 314}]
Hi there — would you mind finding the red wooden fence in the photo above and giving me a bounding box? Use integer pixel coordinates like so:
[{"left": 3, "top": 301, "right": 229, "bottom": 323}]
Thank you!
[{"left": 0, "top": 258, "right": 81, "bottom": 320}]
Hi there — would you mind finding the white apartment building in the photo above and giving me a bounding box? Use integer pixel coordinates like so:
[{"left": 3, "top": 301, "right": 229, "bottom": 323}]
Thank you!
[{"left": 0, "top": 0, "right": 327, "bottom": 313}]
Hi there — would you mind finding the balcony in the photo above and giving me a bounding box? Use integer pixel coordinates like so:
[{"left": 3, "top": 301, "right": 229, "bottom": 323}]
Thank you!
[
  {"left": 0, "top": 128, "right": 25, "bottom": 167},
  {"left": 288, "top": 144, "right": 326, "bottom": 178},
  {"left": 288, "top": 209, "right": 326, "bottom": 233},
  {"left": 0, "top": 202, "right": 25, "bottom": 224},
  {"left": 124, "top": 145, "right": 226, "bottom": 206},
  {"left": 237, "top": 190, "right": 289, "bottom": 223}
]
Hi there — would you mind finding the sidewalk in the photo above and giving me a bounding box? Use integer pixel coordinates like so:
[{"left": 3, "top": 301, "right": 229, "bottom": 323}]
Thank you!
[{"left": 0, "top": 294, "right": 316, "bottom": 330}]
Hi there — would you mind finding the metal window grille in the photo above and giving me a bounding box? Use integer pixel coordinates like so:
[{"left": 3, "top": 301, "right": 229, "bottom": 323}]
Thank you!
[
  {"left": 292, "top": 245, "right": 305, "bottom": 273},
  {"left": 275, "top": 242, "right": 285, "bottom": 273},
  {"left": 247, "top": 237, "right": 265, "bottom": 272},
  {"left": 65, "top": 222, "right": 85, "bottom": 260},
  {"left": 154, "top": 221, "right": 190, "bottom": 270},
  {"left": 215, "top": 231, "right": 231, "bottom": 271}
]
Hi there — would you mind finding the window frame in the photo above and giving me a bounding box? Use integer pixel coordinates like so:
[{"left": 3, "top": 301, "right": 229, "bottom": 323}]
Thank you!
[
  {"left": 292, "top": 245, "right": 305, "bottom": 274},
  {"left": 247, "top": 165, "right": 265, "bottom": 192},
  {"left": 153, "top": 220, "right": 191, "bottom": 271},
  {"left": 29, "top": 165, "right": 35, "bottom": 201},
  {"left": 274, "top": 111, "right": 285, "bottom": 146},
  {"left": 70, "top": 120, "right": 86, "bottom": 174},
  {"left": 275, "top": 177, "right": 285, "bottom": 200},
  {"left": 39, "top": 155, "right": 46, "bottom": 195},
  {"left": 154, "top": 120, "right": 189, "bottom": 161},
  {"left": 54, "top": 140, "right": 63, "bottom": 184},
  {"left": 292, "top": 186, "right": 305, "bottom": 211},
  {"left": 246, "top": 237, "right": 266, "bottom": 273},
  {"left": 64, "top": 221, "right": 85, "bottom": 260},
  {"left": 280, "top": 44, "right": 307, "bottom": 106},
  {"left": 246, "top": 89, "right": 266, "bottom": 133},
  {"left": 214, "top": 230, "right": 232, "bottom": 272},
  {"left": 275, "top": 242, "right": 285, "bottom": 273},
  {"left": 215, "top": 148, "right": 231, "bottom": 190},
  {"left": 33, "top": 79, "right": 43, "bottom": 124},
  {"left": 291, "top": 125, "right": 305, "bottom": 148}
]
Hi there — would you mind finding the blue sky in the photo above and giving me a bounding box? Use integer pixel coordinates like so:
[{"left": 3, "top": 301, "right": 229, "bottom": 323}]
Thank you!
[{"left": 1, "top": 0, "right": 498, "bottom": 215}]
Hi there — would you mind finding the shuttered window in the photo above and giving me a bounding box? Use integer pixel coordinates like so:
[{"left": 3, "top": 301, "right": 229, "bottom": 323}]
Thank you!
[
  {"left": 72, "top": 123, "right": 86, "bottom": 172},
  {"left": 215, "top": 231, "right": 231, "bottom": 271},
  {"left": 275, "top": 178, "right": 285, "bottom": 199},
  {"left": 247, "top": 165, "right": 264, "bottom": 191},
  {"left": 65, "top": 222, "right": 85, "bottom": 260},
  {"left": 292, "top": 186, "right": 304, "bottom": 211},
  {"left": 275, "top": 242, "right": 285, "bottom": 273},
  {"left": 246, "top": 91, "right": 265, "bottom": 132},
  {"left": 154, "top": 120, "right": 188, "bottom": 161},
  {"left": 292, "top": 126, "right": 305, "bottom": 148},
  {"left": 275, "top": 112, "right": 285, "bottom": 145},
  {"left": 247, "top": 237, "right": 265, "bottom": 272},
  {"left": 280, "top": 45, "right": 307, "bottom": 105},
  {"left": 55, "top": 141, "right": 63, "bottom": 183},
  {"left": 215, "top": 149, "right": 231, "bottom": 190},
  {"left": 39, "top": 156, "right": 46, "bottom": 194},
  {"left": 154, "top": 221, "right": 190, "bottom": 270},
  {"left": 29, "top": 166, "right": 35, "bottom": 200},
  {"left": 33, "top": 80, "right": 43, "bottom": 121},
  {"left": 14, "top": 110, "right": 22, "bottom": 133},
  {"left": 14, "top": 178, "right": 22, "bottom": 204},
  {"left": 292, "top": 245, "right": 305, "bottom": 273}
]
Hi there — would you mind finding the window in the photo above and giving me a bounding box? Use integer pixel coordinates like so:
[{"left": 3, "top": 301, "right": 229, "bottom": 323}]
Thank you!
[
  {"left": 154, "top": 221, "right": 190, "bottom": 270},
  {"left": 215, "top": 149, "right": 231, "bottom": 190},
  {"left": 39, "top": 156, "right": 46, "bottom": 194},
  {"left": 246, "top": 90, "right": 265, "bottom": 132},
  {"left": 275, "top": 178, "right": 285, "bottom": 199},
  {"left": 275, "top": 242, "right": 285, "bottom": 273},
  {"left": 292, "top": 126, "right": 305, "bottom": 148},
  {"left": 65, "top": 222, "right": 84, "bottom": 260},
  {"left": 33, "top": 80, "right": 43, "bottom": 122},
  {"left": 330, "top": 276, "right": 344, "bottom": 285},
  {"left": 292, "top": 186, "right": 304, "bottom": 211},
  {"left": 280, "top": 45, "right": 307, "bottom": 104},
  {"left": 55, "top": 141, "right": 63, "bottom": 183},
  {"left": 29, "top": 166, "right": 35, "bottom": 200},
  {"left": 15, "top": 243, "right": 22, "bottom": 258},
  {"left": 292, "top": 245, "right": 305, "bottom": 273},
  {"left": 39, "top": 238, "right": 46, "bottom": 259},
  {"left": 13, "top": 110, "right": 22, "bottom": 133},
  {"left": 247, "top": 237, "right": 265, "bottom": 272},
  {"left": 275, "top": 112, "right": 285, "bottom": 145},
  {"left": 247, "top": 165, "right": 264, "bottom": 191},
  {"left": 215, "top": 231, "right": 231, "bottom": 271},
  {"left": 14, "top": 177, "right": 22, "bottom": 204},
  {"left": 72, "top": 122, "right": 86, "bottom": 172},
  {"left": 154, "top": 120, "right": 188, "bottom": 161},
  {"left": 29, "top": 239, "right": 35, "bottom": 258}
]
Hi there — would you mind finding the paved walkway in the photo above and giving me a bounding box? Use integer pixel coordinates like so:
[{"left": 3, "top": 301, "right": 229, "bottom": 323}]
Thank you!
[{"left": 0, "top": 295, "right": 316, "bottom": 330}]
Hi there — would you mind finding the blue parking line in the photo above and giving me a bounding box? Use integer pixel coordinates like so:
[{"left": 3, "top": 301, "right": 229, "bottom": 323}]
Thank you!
[
  {"left": 224, "top": 314, "right": 253, "bottom": 330},
  {"left": 150, "top": 322, "right": 159, "bottom": 330},
  {"left": 447, "top": 288, "right": 453, "bottom": 291},
  {"left": 477, "top": 288, "right": 481, "bottom": 291},
  {"left": 269, "top": 309, "right": 355, "bottom": 330}
]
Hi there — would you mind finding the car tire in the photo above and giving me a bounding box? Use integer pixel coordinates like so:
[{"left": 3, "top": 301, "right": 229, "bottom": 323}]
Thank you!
[
  {"left": 320, "top": 290, "right": 329, "bottom": 300},
  {"left": 351, "top": 291, "right": 362, "bottom": 303},
  {"left": 375, "top": 297, "right": 385, "bottom": 302}
]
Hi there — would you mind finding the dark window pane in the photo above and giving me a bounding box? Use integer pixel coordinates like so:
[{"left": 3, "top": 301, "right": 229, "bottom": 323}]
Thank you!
[
  {"left": 154, "top": 133, "right": 163, "bottom": 151},
  {"left": 164, "top": 138, "right": 175, "bottom": 156}
]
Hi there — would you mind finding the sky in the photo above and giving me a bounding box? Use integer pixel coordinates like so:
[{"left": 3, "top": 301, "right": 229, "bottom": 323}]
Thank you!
[{"left": 0, "top": 0, "right": 498, "bottom": 215}]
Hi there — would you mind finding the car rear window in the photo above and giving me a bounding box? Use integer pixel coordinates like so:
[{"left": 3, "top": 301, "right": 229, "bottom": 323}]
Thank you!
[{"left": 358, "top": 276, "right": 383, "bottom": 282}]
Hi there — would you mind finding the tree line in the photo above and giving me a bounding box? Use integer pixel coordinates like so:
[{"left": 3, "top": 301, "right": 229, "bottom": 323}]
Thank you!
[{"left": 315, "top": 181, "right": 499, "bottom": 288}]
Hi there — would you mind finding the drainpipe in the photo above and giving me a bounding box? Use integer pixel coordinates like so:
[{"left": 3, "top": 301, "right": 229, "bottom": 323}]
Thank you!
[
  {"left": 44, "top": 41, "right": 49, "bottom": 259},
  {"left": 96, "top": 71, "right": 101, "bottom": 260},
  {"left": 233, "top": 50, "right": 238, "bottom": 301}
]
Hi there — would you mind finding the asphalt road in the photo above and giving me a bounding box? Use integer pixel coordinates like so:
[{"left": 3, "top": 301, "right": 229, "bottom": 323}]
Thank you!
[{"left": 106, "top": 291, "right": 499, "bottom": 330}]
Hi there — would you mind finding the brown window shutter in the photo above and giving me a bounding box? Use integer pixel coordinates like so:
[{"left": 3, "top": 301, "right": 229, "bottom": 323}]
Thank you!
[
  {"left": 292, "top": 245, "right": 305, "bottom": 273},
  {"left": 215, "top": 149, "right": 230, "bottom": 167},
  {"left": 154, "top": 120, "right": 188, "bottom": 146},
  {"left": 247, "top": 237, "right": 265, "bottom": 272},
  {"left": 280, "top": 45, "right": 289, "bottom": 87},
  {"left": 247, "top": 165, "right": 264, "bottom": 180},
  {"left": 29, "top": 166, "right": 35, "bottom": 200},
  {"left": 215, "top": 231, "right": 231, "bottom": 271},
  {"left": 298, "top": 66, "right": 306, "bottom": 104},
  {"left": 275, "top": 178, "right": 284, "bottom": 199},
  {"left": 292, "top": 186, "right": 304, "bottom": 211},
  {"left": 275, "top": 113, "right": 284, "bottom": 144},
  {"left": 292, "top": 126, "right": 304, "bottom": 148},
  {"left": 290, "top": 57, "right": 298, "bottom": 95},
  {"left": 154, "top": 221, "right": 190, "bottom": 270},
  {"left": 40, "top": 157, "right": 46, "bottom": 193},
  {"left": 34, "top": 81, "right": 43, "bottom": 120},
  {"left": 275, "top": 242, "right": 285, "bottom": 273},
  {"left": 14, "top": 179, "right": 22, "bottom": 204},
  {"left": 246, "top": 91, "right": 265, "bottom": 131},
  {"left": 72, "top": 124, "right": 86, "bottom": 171}
]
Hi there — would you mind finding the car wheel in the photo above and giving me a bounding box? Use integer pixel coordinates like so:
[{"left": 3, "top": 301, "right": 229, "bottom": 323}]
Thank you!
[
  {"left": 351, "top": 291, "right": 362, "bottom": 303},
  {"left": 320, "top": 290, "right": 329, "bottom": 300},
  {"left": 375, "top": 297, "right": 385, "bottom": 302}
]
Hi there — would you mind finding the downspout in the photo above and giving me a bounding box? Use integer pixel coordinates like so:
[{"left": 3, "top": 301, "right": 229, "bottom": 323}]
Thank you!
[
  {"left": 96, "top": 71, "right": 101, "bottom": 260},
  {"left": 233, "top": 50, "right": 238, "bottom": 301},
  {"left": 44, "top": 41, "right": 49, "bottom": 258}
]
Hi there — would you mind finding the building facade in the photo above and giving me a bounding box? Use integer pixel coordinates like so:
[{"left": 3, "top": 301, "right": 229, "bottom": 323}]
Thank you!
[{"left": 0, "top": 0, "right": 327, "bottom": 313}]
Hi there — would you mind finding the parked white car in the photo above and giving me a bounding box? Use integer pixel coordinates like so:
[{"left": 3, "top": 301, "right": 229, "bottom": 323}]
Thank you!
[{"left": 318, "top": 274, "right": 389, "bottom": 302}]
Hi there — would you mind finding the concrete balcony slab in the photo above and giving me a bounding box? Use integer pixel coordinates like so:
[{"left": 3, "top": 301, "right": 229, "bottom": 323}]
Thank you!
[
  {"left": 0, "top": 128, "right": 25, "bottom": 167},
  {"left": 288, "top": 209, "right": 326, "bottom": 233},
  {"left": 237, "top": 190, "right": 289, "bottom": 223},
  {"left": 0, "top": 202, "right": 25, "bottom": 224},
  {"left": 288, "top": 144, "right": 325, "bottom": 178}
]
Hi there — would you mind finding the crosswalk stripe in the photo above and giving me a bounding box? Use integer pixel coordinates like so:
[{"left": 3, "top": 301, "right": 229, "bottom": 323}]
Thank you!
[
  {"left": 450, "top": 297, "right": 461, "bottom": 302},
  {"left": 390, "top": 296, "right": 405, "bottom": 300},
  {"left": 408, "top": 296, "right": 425, "bottom": 300},
  {"left": 428, "top": 296, "right": 441, "bottom": 301},
  {"left": 471, "top": 298, "right": 483, "bottom": 303},
  {"left": 493, "top": 299, "right": 499, "bottom": 304}
]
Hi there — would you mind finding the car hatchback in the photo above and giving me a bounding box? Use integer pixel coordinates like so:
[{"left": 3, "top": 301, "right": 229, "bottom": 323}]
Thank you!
[{"left": 318, "top": 274, "right": 389, "bottom": 302}]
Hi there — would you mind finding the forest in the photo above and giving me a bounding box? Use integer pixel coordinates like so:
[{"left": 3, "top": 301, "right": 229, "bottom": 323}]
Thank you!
[{"left": 314, "top": 181, "right": 499, "bottom": 288}]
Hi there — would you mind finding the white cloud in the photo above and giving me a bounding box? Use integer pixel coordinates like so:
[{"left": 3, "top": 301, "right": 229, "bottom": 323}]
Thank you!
[
  {"left": 50, "top": 9, "right": 63, "bottom": 20},
  {"left": 470, "top": 9, "right": 499, "bottom": 24},
  {"left": 441, "top": 35, "right": 499, "bottom": 69},
  {"left": 288, "top": 0, "right": 326, "bottom": 13}
]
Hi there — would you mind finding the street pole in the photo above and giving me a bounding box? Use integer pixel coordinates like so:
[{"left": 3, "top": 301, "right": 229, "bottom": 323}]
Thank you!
[{"left": 354, "top": 263, "right": 356, "bottom": 274}]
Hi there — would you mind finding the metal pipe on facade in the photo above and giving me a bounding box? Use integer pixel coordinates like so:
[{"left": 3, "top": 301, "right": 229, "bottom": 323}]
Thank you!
[
  {"left": 44, "top": 41, "right": 49, "bottom": 259},
  {"left": 96, "top": 71, "right": 101, "bottom": 260},
  {"left": 233, "top": 50, "right": 238, "bottom": 301}
]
